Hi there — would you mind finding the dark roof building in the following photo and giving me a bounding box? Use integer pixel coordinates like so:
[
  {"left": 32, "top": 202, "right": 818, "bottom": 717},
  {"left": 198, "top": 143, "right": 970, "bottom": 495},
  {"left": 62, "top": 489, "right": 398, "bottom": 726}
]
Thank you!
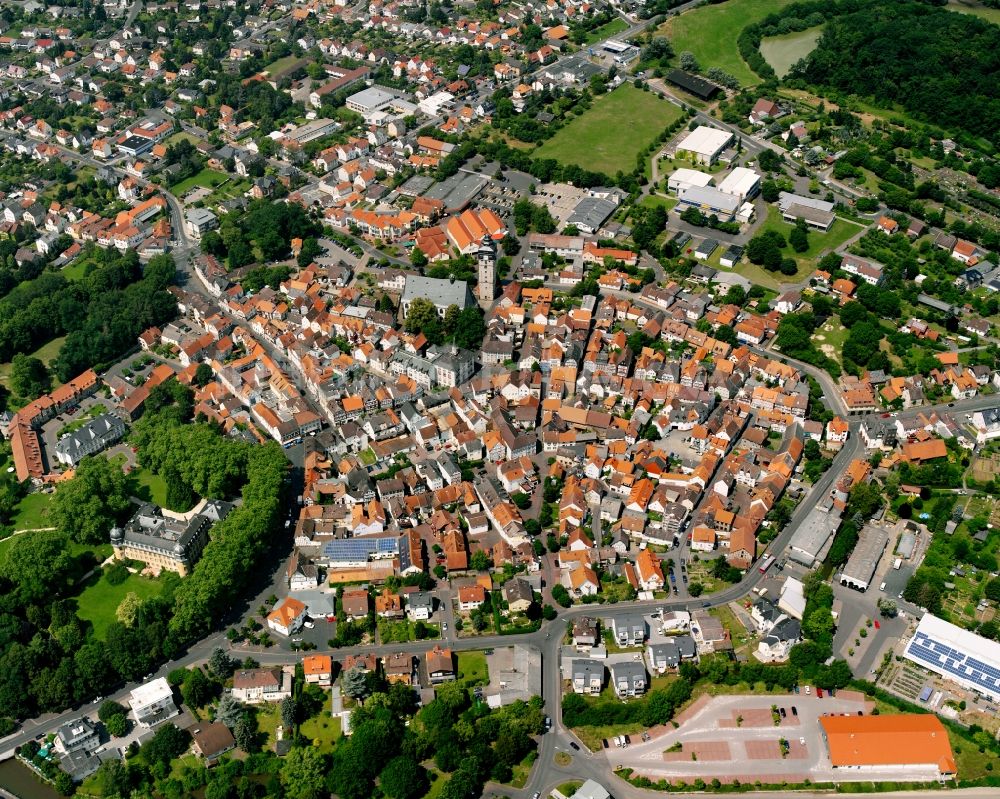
[{"left": 666, "top": 69, "right": 721, "bottom": 100}]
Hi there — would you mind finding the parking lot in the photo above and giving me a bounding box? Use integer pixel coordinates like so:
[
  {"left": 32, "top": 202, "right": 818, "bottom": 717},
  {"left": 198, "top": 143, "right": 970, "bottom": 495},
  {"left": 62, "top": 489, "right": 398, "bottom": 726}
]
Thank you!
[{"left": 603, "top": 690, "right": 935, "bottom": 784}]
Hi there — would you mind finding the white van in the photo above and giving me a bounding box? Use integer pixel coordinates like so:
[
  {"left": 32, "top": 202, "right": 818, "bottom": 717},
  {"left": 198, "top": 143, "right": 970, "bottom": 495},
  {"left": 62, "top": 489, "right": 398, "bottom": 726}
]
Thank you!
[{"left": 879, "top": 582, "right": 886, "bottom": 591}]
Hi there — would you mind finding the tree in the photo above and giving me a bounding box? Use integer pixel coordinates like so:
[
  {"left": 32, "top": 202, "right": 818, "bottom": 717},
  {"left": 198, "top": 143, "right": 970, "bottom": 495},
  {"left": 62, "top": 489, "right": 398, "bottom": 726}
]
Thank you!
[
  {"left": 688, "top": 581, "right": 704, "bottom": 597},
  {"left": 208, "top": 647, "right": 236, "bottom": 679},
  {"left": 98, "top": 700, "right": 128, "bottom": 724},
  {"left": 281, "top": 695, "right": 297, "bottom": 730},
  {"left": 551, "top": 584, "right": 571, "bottom": 607},
  {"left": 469, "top": 550, "right": 492, "bottom": 571},
  {"left": 143, "top": 723, "right": 191, "bottom": 768},
  {"left": 281, "top": 747, "right": 327, "bottom": 799},
  {"left": 193, "top": 362, "right": 214, "bottom": 387},
  {"left": 51, "top": 456, "right": 133, "bottom": 545},
  {"left": 443, "top": 304, "right": 461, "bottom": 336},
  {"left": 453, "top": 306, "right": 486, "bottom": 350},
  {"left": 233, "top": 713, "right": 256, "bottom": 751},
  {"left": 379, "top": 755, "right": 428, "bottom": 799},
  {"left": 182, "top": 668, "right": 217, "bottom": 709},
  {"left": 877, "top": 597, "right": 897, "bottom": 617},
  {"left": 9, "top": 354, "right": 50, "bottom": 399},
  {"left": 679, "top": 51, "right": 700, "bottom": 72},
  {"left": 404, "top": 297, "right": 442, "bottom": 343},
  {"left": 410, "top": 247, "right": 428, "bottom": 269},
  {"left": 115, "top": 592, "right": 142, "bottom": 627},
  {"left": 342, "top": 667, "right": 371, "bottom": 703},
  {"left": 789, "top": 224, "right": 809, "bottom": 253},
  {"left": 215, "top": 694, "right": 244, "bottom": 728},
  {"left": 0, "top": 529, "right": 73, "bottom": 603},
  {"left": 105, "top": 713, "right": 128, "bottom": 738}
]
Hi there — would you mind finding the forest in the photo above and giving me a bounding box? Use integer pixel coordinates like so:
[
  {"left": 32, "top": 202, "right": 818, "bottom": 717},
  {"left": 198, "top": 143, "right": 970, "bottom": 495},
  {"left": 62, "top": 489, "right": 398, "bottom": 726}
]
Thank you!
[
  {"left": 0, "top": 249, "right": 177, "bottom": 384},
  {"left": 787, "top": 0, "right": 1000, "bottom": 148}
]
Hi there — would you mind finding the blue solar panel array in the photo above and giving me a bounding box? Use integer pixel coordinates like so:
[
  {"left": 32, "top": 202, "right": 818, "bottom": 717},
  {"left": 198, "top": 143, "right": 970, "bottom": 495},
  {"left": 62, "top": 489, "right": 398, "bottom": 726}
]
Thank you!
[
  {"left": 905, "top": 629, "right": 1000, "bottom": 699},
  {"left": 323, "top": 537, "right": 398, "bottom": 561}
]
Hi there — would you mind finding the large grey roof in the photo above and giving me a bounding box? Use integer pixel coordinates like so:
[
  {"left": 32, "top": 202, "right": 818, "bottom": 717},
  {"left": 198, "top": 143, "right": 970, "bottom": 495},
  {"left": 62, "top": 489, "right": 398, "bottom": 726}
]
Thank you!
[{"left": 402, "top": 274, "right": 471, "bottom": 309}]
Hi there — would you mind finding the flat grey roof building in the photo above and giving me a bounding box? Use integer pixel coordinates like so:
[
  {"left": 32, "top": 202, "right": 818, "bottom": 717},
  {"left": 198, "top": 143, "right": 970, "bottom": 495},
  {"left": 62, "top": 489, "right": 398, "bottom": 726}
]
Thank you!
[
  {"left": 788, "top": 504, "right": 841, "bottom": 567},
  {"left": 839, "top": 524, "right": 889, "bottom": 591},
  {"left": 401, "top": 274, "right": 473, "bottom": 317},
  {"left": 567, "top": 197, "right": 616, "bottom": 233}
]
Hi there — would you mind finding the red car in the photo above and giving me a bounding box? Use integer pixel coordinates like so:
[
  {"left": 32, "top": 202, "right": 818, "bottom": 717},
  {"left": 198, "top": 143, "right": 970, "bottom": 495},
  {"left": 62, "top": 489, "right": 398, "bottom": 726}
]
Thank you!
[
  {"left": 816, "top": 688, "right": 824, "bottom": 698},
  {"left": 874, "top": 620, "right": 880, "bottom": 630}
]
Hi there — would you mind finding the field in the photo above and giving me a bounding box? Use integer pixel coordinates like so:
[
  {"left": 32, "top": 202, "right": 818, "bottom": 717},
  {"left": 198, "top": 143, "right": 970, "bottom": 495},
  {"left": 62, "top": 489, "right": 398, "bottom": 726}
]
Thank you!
[
  {"left": 759, "top": 27, "right": 822, "bottom": 78},
  {"left": 533, "top": 85, "right": 684, "bottom": 176},
  {"left": 75, "top": 571, "right": 166, "bottom": 639},
  {"left": 585, "top": 17, "right": 628, "bottom": 44},
  {"left": 0, "top": 336, "right": 67, "bottom": 388},
  {"left": 171, "top": 168, "right": 230, "bottom": 196},
  {"left": 663, "top": 0, "right": 794, "bottom": 86}
]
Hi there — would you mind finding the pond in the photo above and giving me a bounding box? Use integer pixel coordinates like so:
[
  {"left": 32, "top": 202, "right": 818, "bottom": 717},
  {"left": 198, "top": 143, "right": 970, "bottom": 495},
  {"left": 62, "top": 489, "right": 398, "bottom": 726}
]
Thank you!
[{"left": 0, "top": 759, "right": 63, "bottom": 799}]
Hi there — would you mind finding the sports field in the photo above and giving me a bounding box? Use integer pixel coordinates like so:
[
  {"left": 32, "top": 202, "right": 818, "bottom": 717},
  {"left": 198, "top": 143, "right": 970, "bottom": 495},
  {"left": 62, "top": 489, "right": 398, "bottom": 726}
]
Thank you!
[
  {"left": 533, "top": 85, "right": 684, "bottom": 176},
  {"left": 663, "top": 0, "right": 793, "bottom": 85},
  {"left": 759, "top": 26, "right": 822, "bottom": 78}
]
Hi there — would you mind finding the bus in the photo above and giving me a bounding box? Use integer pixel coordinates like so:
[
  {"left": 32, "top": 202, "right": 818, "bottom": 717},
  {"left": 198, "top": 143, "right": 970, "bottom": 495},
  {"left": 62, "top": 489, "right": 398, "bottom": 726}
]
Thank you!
[{"left": 757, "top": 555, "right": 776, "bottom": 574}]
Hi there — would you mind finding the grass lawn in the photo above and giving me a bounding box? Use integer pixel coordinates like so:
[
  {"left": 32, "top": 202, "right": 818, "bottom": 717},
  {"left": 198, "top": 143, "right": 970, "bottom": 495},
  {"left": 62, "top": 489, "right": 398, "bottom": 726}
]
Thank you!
[
  {"left": 300, "top": 711, "right": 342, "bottom": 748},
  {"left": 165, "top": 131, "right": 200, "bottom": 147},
  {"left": 759, "top": 26, "right": 822, "bottom": 79},
  {"left": 760, "top": 206, "right": 863, "bottom": 259},
  {"left": 359, "top": 447, "right": 377, "bottom": 466},
  {"left": 0, "top": 336, "right": 67, "bottom": 388},
  {"left": 255, "top": 703, "right": 283, "bottom": 750},
  {"left": 947, "top": 0, "right": 1000, "bottom": 25},
  {"left": 264, "top": 54, "right": 307, "bottom": 75},
  {"left": 76, "top": 572, "right": 165, "bottom": 639},
  {"left": 11, "top": 491, "right": 56, "bottom": 531},
  {"left": 949, "top": 724, "right": 1000, "bottom": 779},
  {"left": 534, "top": 85, "right": 684, "bottom": 176},
  {"left": 557, "top": 781, "right": 583, "bottom": 797},
  {"left": 171, "top": 168, "right": 230, "bottom": 196},
  {"left": 456, "top": 650, "right": 489, "bottom": 686},
  {"left": 639, "top": 194, "right": 677, "bottom": 213},
  {"left": 663, "top": 0, "right": 794, "bottom": 86},
  {"left": 571, "top": 721, "right": 646, "bottom": 752},
  {"left": 585, "top": 17, "right": 628, "bottom": 44},
  {"left": 134, "top": 467, "right": 169, "bottom": 507},
  {"left": 61, "top": 260, "right": 93, "bottom": 281},
  {"left": 507, "top": 750, "right": 537, "bottom": 789},
  {"left": 422, "top": 768, "right": 449, "bottom": 799},
  {"left": 812, "top": 319, "right": 848, "bottom": 365}
]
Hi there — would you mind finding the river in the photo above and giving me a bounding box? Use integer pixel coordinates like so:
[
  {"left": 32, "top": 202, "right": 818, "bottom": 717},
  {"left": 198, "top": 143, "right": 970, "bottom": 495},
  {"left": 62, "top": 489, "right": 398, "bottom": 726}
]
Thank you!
[{"left": 0, "top": 760, "right": 62, "bottom": 799}]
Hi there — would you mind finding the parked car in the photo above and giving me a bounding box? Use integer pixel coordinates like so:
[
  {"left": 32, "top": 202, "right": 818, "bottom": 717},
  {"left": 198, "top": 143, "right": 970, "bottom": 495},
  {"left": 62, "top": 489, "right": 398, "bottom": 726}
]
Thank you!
[
  {"left": 779, "top": 707, "right": 786, "bottom": 718},
  {"left": 570, "top": 742, "right": 580, "bottom": 751},
  {"left": 791, "top": 706, "right": 797, "bottom": 716}
]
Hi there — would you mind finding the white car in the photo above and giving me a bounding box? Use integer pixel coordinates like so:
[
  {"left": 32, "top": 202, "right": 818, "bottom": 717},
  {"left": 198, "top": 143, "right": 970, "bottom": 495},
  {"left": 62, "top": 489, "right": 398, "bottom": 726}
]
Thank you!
[
  {"left": 799, "top": 737, "right": 806, "bottom": 746},
  {"left": 805, "top": 685, "right": 811, "bottom": 695}
]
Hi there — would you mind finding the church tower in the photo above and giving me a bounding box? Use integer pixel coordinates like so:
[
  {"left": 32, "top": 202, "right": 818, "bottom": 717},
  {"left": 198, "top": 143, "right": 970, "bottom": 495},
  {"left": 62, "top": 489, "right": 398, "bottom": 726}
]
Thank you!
[{"left": 477, "top": 236, "right": 497, "bottom": 303}]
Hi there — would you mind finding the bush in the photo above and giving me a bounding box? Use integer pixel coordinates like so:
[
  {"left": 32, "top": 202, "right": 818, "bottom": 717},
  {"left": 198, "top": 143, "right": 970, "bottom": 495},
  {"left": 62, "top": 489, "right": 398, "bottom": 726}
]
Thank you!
[{"left": 104, "top": 561, "right": 130, "bottom": 585}]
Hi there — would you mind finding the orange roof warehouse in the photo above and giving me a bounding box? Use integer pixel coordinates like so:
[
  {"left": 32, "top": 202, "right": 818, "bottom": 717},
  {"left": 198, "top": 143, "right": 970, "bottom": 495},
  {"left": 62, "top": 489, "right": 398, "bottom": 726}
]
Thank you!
[{"left": 820, "top": 714, "right": 956, "bottom": 777}]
